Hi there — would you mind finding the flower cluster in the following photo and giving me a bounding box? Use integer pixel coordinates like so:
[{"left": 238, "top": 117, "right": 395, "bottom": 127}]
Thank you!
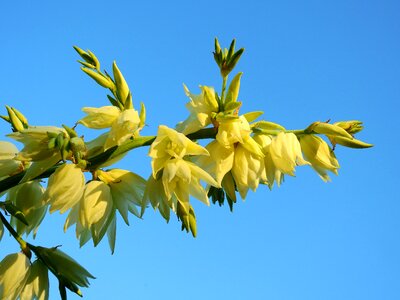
[{"left": 0, "top": 39, "right": 373, "bottom": 299}]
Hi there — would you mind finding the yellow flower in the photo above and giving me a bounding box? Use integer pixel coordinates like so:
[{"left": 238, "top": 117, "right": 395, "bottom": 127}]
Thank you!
[
  {"left": 43, "top": 163, "right": 85, "bottom": 214},
  {"left": 176, "top": 85, "right": 219, "bottom": 134},
  {"left": 78, "top": 106, "right": 120, "bottom": 129},
  {"left": 104, "top": 108, "right": 141, "bottom": 150},
  {"left": 20, "top": 259, "right": 49, "bottom": 300},
  {"left": 0, "top": 141, "right": 24, "bottom": 177},
  {"left": 149, "top": 125, "right": 209, "bottom": 177},
  {"left": 197, "top": 116, "right": 264, "bottom": 199},
  {"left": 268, "top": 132, "right": 309, "bottom": 176},
  {"left": 0, "top": 252, "right": 31, "bottom": 300},
  {"left": 63, "top": 179, "right": 116, "bottom": 252},
  {"left": 145, "top": 125, "right": 218, "bottom": 220},
  {"left": 161, "top": 158, "right": 218, "bottom": 205},
  {"left": 143, "top": 175, "right": 170, "bottom": 220},
  {"left": 231, "top": 143, "right": 266, "bottom": 198},
  {"left": 216, "top": 115, "right": 251, "bottom": 147},
  {"left": 196, "top": 140, "right": 235, "bottom": 184},
  {"left": 97, "top": 169, "right": 146, "bottom": 224},
  {"left": 299, "top": 134, "right": 339, "bottom": 181},
  {"left": 8, "top": 126, "right": 67, "bottom": 182},
  {"left": 8, "top": 180, "right": 47, "bottom": 238},
  {"left": 79, "top": 181, "right": 114, "bottom": 244},
  {"left": 254, "top": 132, "right": 309, "bottom": 188},
  {"left": 8, "top": 126, "right": 66, "bottom": 161},
  {"left": 253, "top": 134, "right": 283, "bottom": 188},
  {"left": 79, "top": 106, "right": 142, "bottom": 150}
]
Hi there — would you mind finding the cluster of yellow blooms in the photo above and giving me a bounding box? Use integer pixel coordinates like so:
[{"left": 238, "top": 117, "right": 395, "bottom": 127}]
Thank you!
[{"left": 0, "top": 40, "right": 372, "bottom": 299}]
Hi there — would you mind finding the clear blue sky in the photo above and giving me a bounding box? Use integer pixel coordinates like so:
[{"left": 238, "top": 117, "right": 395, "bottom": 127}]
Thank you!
[{"left": 1, "top": 1, "right": 399, "bottom": 299}]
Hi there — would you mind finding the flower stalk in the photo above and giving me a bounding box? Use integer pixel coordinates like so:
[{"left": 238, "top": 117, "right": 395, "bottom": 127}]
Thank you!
[{"left": 0, "top": 211, "right": 31, "bottom": 258}]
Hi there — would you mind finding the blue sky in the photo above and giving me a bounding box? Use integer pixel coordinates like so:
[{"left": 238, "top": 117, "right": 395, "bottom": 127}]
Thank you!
[{"left": 1, "top": 0, "right": 399, "bottom": 299}]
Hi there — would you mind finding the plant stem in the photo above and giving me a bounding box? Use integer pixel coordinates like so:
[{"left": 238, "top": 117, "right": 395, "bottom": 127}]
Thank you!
[
  {"left": 0, "top": 128, "right": 217, "bottom": 193},
  {"left": 0, "top": 211, "right": 30, "bottom": 256},
  {"left": 285, "top": 129, "right": 306, "bottom": 135},
  {"left": 220, "top": 76, "right": 228, "bottom": 106}
]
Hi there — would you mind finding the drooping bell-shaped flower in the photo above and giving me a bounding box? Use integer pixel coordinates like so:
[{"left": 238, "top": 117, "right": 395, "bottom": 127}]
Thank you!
[
  {"left": 79, "top": 180, "right": 114, "bottom": 244},
  {"left": 197, "top": 115, "right": 264, "bottom": 199},
  {"left": 8, "top": 180, "right": 47, "bottom": 238},
  {"left": 253, "top": 134, "right": 284, "bottom": 188},
  {"left": 299, "top": 134, "right": 339, "bottom": 181},
  {"left": 0, "top": 141, "right": 24, "bottom": 177},
  {"left": 231, "top": 143, "right": 266, "bottom": 198},
  {"left": 19, "top": 259, "right": 49, "bottom": 300},
  {"left": 64, "top": 179, "right": 117, "bottom": 252},
  {"left": 43, "top": 163, "right": 85, "bottom": 214},
  {"left": 0, "top": 252, "right": 31, "bottom": 300},
  {"left": 97, "top": 168, "right": 146, "bottom": 224},
  {"left": 267, "top": 132, "right": 309, "bottom": 176}
]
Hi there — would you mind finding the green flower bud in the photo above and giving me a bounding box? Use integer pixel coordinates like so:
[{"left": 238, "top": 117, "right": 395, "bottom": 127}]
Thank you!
[
  {"left": 33, "top": 246, "right": 95, "bottom": 291},
  {"left": 62, "top": 124, "right": 78, "bottom": 138},
  {"left": 73, "top": 46, "right": 96, "bottom": 66},
  {"left": 81, "top": 67, "right": 114, "bottom": 89},
  {"left": 139, "top": 102, "right": 146, "bottom": 130},
  {"left": 307, "top": 121, "right": 353, "bottom": 139},
  {"left": 11, "top": 107, "right": 28, "bottom": 127},
  {"left": 113, "top": 61, "right": 130, "bottom": 105},
  {"left": 329, "top": 135, "right": 373, "bottom": 149},
  {"left": 6, "top": 105, "right": 24, "bottom": 132},
  {"left": 333, "top": 120, "right": 364, "bottom": 134},
  {"left": 225, "top": 72, "right": 242, "bottom": 104}
]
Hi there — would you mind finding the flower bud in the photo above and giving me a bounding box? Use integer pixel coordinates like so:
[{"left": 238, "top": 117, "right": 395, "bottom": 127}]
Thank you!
[
  {"left": 333, "top": 120, "right": 364, "bottom": 134},
  {"left": 113, "top": 61, "right": 130, "bottom": 105},
  {"left": 6, "top": 105, "right": 24, "bottom": 132},
  {"left": 11, "top": 107, "right": 28, "bottom": 127},
  {"left": 329, "top": 135, "right": 373, "bottom": 149},
  {"left": 34, "top": 246, "right": 95, "bottom": 289},
  {"left": 225, "top": 72, "right": 242, "bottom": 104},
  {"left": 81, "top": 67, "right": 114, "bottom": 89},
  {"left": 307, "top": 121, "right": 353, "bottom": 139}
]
